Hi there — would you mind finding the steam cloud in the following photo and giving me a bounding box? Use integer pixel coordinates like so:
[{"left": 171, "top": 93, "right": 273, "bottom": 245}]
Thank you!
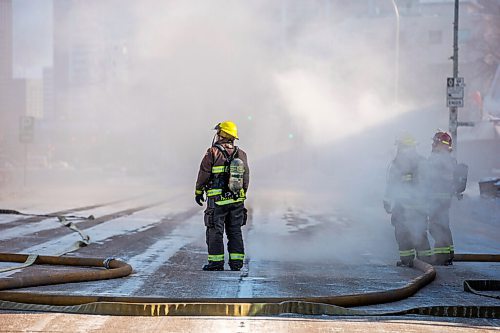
[{"left": 4, "top": 1, "right": 496, "bottom": 263}]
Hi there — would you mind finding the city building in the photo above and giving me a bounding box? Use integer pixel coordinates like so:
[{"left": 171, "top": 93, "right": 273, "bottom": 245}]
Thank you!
[
  {"left": 52, "top": 0, "right": 131, "bottom": 121},
  {"left": 0, "top": 0, "right": 27, "bottom": 160},
  {"left": 0, "top": 0, "right": 15, "bottom": 142}
]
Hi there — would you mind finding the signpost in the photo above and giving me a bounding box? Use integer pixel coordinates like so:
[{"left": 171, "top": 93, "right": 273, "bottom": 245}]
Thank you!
[
  {"left": 448, "top": 1, "right": 474, "bottom": 156},
  {"left": 19, "top": 116, "right": 35, "bottom": 144},
  {"left": 447, "top": 77, "right": 464, "bottom": 108},
  {"left": 448, "top": 0, "right": 460, "bottom": 156}
]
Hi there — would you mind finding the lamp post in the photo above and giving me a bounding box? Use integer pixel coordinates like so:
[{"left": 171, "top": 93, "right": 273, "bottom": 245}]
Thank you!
[{"left": 391, "top": 0, "right": 400, "bottom": 109}]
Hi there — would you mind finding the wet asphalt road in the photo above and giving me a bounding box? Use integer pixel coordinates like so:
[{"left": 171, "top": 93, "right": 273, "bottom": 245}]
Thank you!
[{"left": 0, "top": 186, "right": 499, "bottom": 331}]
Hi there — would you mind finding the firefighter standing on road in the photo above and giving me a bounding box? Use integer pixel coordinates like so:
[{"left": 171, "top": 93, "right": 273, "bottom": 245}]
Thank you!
[
  {"left": 423, "top": 131, "right": 467, "bottom": 266},
  {"left": 195, "top": 121, "right": 249, "bottom": 271},
  {"left": 384, "top": 134, "right": 432, "bottom": 267}
]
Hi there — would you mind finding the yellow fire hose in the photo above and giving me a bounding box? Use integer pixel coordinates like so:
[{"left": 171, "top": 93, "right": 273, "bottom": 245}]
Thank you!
[
  {"left": 0, "top": 253, "right": 498, "bottom": 317},
  {"left": 0, "top": 253, "right": 132, "bottom": 291}
]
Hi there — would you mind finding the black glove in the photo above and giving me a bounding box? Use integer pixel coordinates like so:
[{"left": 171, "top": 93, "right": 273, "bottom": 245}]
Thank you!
[{"left": 195, "top": 193, "right": 205, "bottom": 206}]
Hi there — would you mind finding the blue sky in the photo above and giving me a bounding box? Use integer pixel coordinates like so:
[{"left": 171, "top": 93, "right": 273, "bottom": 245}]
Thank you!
[{"left": 12, "top": 0, "right": 52, "bottom": 78}]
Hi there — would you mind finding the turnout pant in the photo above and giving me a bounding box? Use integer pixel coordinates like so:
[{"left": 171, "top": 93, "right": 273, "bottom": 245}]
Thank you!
[
  {"left": 429, "top": 200, "right": 454, "bottom": 265},
  {"left": 391, "top": 204, "right": 432, "bottom": 265},
  {"left": 204, "top": 201, "right": 247, "bottom": 267}
]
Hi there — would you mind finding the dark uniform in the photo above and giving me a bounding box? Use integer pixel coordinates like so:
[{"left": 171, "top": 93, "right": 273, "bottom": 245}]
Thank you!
[
  {"left": 423, "top": 150, "right": 457, "bottom": 265},
  {"left": 385, "top": 147, "right": 432, "bottom": 266},
  {"left": 195, "top": 137, "right": 249, "bottom": 271}
]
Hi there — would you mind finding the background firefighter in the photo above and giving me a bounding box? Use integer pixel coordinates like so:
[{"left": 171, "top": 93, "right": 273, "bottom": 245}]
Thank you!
[
  {"left": 384, "top": 135, "right": 432, "bottom": 267},
  {"left": 422, "top": 131, "right": 467, "bottom": 266},
  {"left": 195, "top": 121, "right": 250, "bottom": 271}
]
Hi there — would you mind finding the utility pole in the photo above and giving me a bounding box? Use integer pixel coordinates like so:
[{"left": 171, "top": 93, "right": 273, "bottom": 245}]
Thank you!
[
  {"left": 447, "top": 0, "right": 474, "bottom": 156},
  {"left": 449, "top": 0, "right": 459, "bottom": 156}
]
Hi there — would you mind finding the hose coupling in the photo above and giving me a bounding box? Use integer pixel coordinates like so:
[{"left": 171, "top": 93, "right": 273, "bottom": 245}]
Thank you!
[{"left": 103, "top": 257, "right": 116, "bottom": 269}]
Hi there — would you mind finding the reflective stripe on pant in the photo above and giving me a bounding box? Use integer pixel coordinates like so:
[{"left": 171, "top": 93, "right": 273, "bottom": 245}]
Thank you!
[
  {"left": 399, "top": 249, "right": 416, "bottom": 263},
  {"left": 417, "top": 249, "right": 433, "bottom": 257},
  {"left": 205, "top": 201, "right": 245, "bottom": 262},
  {"left": 392, "top": 205, "right": 430, "bottom": 264},
  {"left": 207, "top": 254, "right": 224, "bottom": 262},
  {"left": 429, "top": 200, "right": 454, "bottom": 264}
]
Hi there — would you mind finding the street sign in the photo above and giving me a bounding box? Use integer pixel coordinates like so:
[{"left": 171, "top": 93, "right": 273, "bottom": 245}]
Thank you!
[
  {"left": 447, "top": 99, "right": 464, "bottom": 107},
  {"left": 447, "top": 86, "right": 464, "bottom": 99},
  {"left": 447, "top": 77, "right": 465, "bottom": 87},
  {"left": 446, "top": 77, "right": 464, "bottom": 108},
  {"left": 19, "top": 116, "right": 35, "bottom": 144}
]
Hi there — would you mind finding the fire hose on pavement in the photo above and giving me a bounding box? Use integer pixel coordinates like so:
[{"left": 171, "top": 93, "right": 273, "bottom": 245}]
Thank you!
[
  {"left": 0, "top": 209, "right": 94, "bottom": 221},
  {"left": 0, "top": 209, "right": 92, "bottom": 261},
  {"left": 0, "top": 253, "right": 498, "bottom": 318}
]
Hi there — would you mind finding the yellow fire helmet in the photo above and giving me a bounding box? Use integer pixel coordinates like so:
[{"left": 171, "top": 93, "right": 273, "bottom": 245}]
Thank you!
[
  {"left": 395, "top": 133, "right": 417, "bottom": 148},
  {"left": 215, "top": 121, "right": 239, "bottom": 140}
]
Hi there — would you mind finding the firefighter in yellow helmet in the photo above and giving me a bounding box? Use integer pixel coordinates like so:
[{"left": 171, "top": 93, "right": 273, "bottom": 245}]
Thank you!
[
  {"left": 195, "top": 121, "right": 250, "bottom": 271},
  {"left": 384, "top": 134, "right": 432, "bottom": 267}
]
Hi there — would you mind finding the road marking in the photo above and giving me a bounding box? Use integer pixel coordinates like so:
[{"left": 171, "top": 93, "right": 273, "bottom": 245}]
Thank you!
[
  {"left": 109, "top": 214, "right": 203, "bottom": 295},
  {"left": 0, "top": 209, "right": 197, "bottom": 279},
  {"left": 237, "top": 265, "right": 254, "bottom": 298}
]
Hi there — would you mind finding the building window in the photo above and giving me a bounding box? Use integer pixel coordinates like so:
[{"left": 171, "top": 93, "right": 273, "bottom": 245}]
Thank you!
[{"left": 429, "top": 30, "right": 442, "bottom": 44}]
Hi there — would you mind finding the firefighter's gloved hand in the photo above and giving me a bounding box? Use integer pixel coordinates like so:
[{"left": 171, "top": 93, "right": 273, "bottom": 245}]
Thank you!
[
  {"left": 383, "top": 200, "right": 393, "bottom": 214},
  {"left": 195, "top": 193, "right": 205, "bottom": 206}
]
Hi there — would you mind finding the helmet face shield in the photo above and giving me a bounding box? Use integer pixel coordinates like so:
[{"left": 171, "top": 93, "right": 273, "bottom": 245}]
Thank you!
[{"left": 218, "top": 131, "right": 234, "bottom": 140}]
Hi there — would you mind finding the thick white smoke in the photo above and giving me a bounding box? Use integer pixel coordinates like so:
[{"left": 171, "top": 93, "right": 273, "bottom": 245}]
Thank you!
[{"left": 7, "top": 1, "right": 494, "bottom": 263}]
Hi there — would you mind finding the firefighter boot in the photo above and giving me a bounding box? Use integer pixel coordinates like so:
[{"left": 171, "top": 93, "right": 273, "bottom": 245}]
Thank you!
[
  {"left": 229, "top": 260, "right": 243, "bottom": 271},
  {"left": 433, "top": 253, "right": 451, "bottom": 266},
  {"left": 396, "top": 258, "right": 414, "bottom": 267},
  {"left": 202, "top": 261, "right": 224, "bottom": 271}
]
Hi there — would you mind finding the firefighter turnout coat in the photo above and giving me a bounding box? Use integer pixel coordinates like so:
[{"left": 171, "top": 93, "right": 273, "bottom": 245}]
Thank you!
[{"left": 195, "top": 138, "right": 250, "bottom": 268}]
